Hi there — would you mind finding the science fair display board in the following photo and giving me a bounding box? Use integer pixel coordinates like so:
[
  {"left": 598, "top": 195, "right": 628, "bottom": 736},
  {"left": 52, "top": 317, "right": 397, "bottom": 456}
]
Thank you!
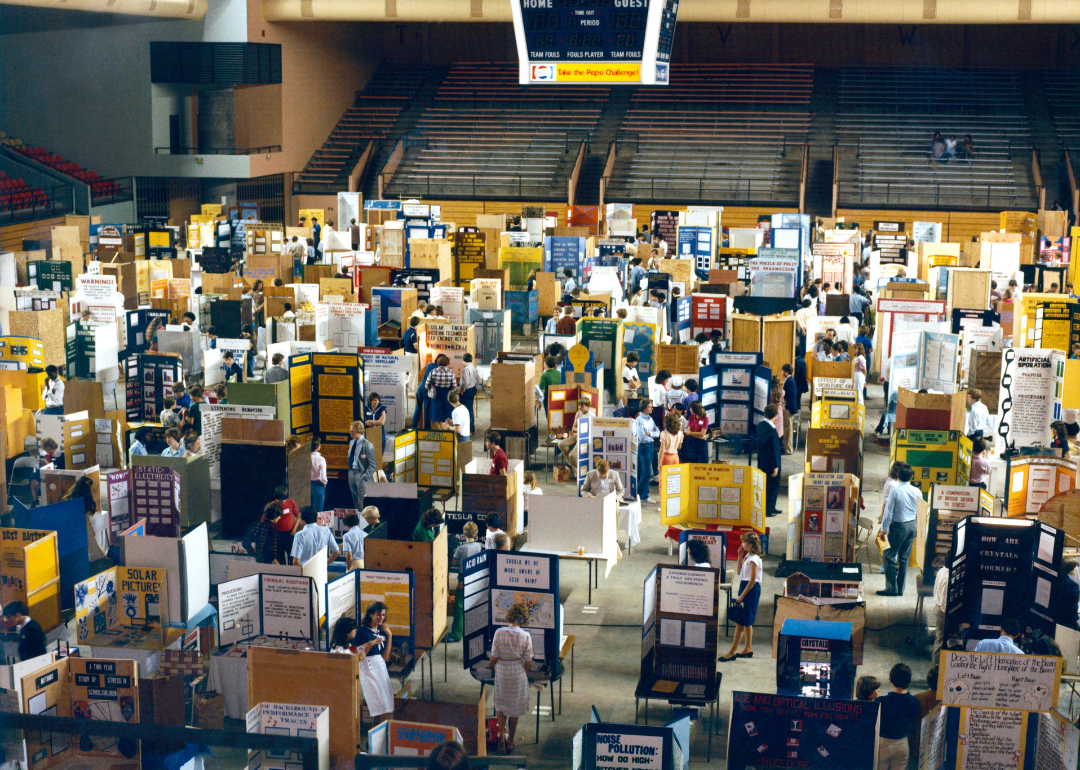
[
  {"left": 368, "top": 720, "right": 464, "bottom": 759},
  {"left": 921, "top": 485, "right": 994, "bottom": 586},
  {"left": 79, "top": 566, "right": 179, "bottom": 651},
  {"left": 699, "top": 352, "right": 770, "bottom": 436},
  {"left": 216, "top": 573, "right": 317, "bottom": 647},
  {"left": 811, "top": 383, "right": 865, "bottom": 432},
  {"left": 548, "top": 384, "right": 601, "bottom": 433},
  {"left": 637, "top": 565, "right": 720, "bottom": 701},
  {"left": 1005, "top": 457, "right": 1075, "bottom": 518},
  {"left": 891, "top": 430, "right": 972, "bottom": 497},
  {"left": 997, "top": 348, "right": 1065, "bottom": 453},
  {"left": 0, "top": 528, "right": 60, "bottom": 634},
  {"left": 573, "top": 721, "right": 686, "bottom": 770},
  {"left": 805, "top": 428, "right": 863, "bottom": 477},
  {"left": 246, "top": 702, "right": 329, "bottom": 770},
  {"left": 288, "top": 352, "right": 363, "bottom": 477},
  {"left": 660, "top": 463, "right": 765, "bottom": 533},
  {"left": 123, "top": 523, "right": 211, "bottom": 626},
  {"left": 124, "top": 353, "right": 183, "bottom": 422},
  {"left": 677, "top": 530, "right": 726, "bottom": 575},
  {"left": 461, "top": 550, "right": 561, "bottom": 677},
  {"left": 799, "top": 473, "right": 861, "bottom": 563},
  {"left": 1032, "top": 300, "right": 1080, "bottom": 352},
  {"left": 888, "top": 329, "right": 961, "bottom": 399},
  {"left": 391, "top": 429, "right": 456, "bottom": 491},
  {"left": 325, "top": 568, "right": 416, "bottom": 675},
  {"left": 12, "top": 498, "right": 89, "bottom": 611},
  {"left": 527, "top": 493, "right": 621, "bottom": 579},
  {"left": 944, "top": 517, "right": 1063, "bottom": 650},
  {"left": 576, "top": 416, "right": 638, "bottom": 499},
  {"left": 727, "top": 691, "right": 880, "bottom": 770}
]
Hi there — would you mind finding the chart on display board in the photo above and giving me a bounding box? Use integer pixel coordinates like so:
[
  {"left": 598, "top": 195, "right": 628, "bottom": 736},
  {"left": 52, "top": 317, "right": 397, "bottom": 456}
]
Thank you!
[{"left": 511, "top": 0, "right": 680, "bottom": 85}]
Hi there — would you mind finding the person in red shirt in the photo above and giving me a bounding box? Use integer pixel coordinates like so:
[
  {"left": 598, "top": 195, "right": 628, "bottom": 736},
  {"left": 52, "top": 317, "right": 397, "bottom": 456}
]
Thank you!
[
  {"left": 273, "top": 485, "right": 301, "bottom": 564},
  {"left": 485, "top": 430, "right": 509, "bottom": 476}
]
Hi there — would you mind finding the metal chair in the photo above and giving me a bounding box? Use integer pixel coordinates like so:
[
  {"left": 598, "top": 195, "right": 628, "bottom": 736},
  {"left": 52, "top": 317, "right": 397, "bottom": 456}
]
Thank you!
[
  {"left": 8, "top": 455, "right": 39, "bottom": 509},
  {"left": 855, "top": 516, "right": 877, "bottom": 571}
]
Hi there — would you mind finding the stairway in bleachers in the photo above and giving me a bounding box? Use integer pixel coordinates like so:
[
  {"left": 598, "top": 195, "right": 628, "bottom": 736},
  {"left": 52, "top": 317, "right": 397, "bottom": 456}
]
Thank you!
[
  {"left": 1038, "top": 70, "right": 1080, "bottom": 207},
  {"left": 835, "top": 67, "right": 1038, "bottom": 211},
  {"left": 804, "top": 69, "right": 839, "bottom": 216}
]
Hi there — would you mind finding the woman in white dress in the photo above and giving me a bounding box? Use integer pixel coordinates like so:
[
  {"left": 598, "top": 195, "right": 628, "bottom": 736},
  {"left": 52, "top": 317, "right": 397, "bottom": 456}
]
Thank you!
[
  {"left": 489, "top": 602, "right": 533, "bottom": 754},
  {"left": 356, "top": 602, "right": 395, "bottom": 724}
]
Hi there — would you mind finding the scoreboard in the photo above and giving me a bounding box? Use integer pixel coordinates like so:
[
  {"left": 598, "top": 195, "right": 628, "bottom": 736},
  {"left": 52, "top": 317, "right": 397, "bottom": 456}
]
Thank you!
[{"left": 511, "top": 0, "right": 680, "bottom": 85}]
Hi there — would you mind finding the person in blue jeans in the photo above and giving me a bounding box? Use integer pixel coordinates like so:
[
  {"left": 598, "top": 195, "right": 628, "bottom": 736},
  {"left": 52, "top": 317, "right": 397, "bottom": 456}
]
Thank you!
[
  {"left": 633, "top": 400, "right": 660, "bottom": 503},
  {"left": 412, "top": 362, "right": 436, "bottom": 431}
]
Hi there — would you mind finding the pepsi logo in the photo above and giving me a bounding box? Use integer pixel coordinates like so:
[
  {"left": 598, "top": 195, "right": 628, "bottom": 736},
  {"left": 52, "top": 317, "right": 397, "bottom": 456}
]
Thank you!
[{"left": 531, "top": 64, "right": 556, "bottom": 81}]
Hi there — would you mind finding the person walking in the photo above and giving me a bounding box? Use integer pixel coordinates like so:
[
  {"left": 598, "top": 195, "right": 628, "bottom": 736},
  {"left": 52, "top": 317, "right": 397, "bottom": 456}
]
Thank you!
[
  {"left": 720, "top": 532, "right": 764, "bottom": 662},
  {"left": 490, "top": 602, "right": 533, "bottom": 755},
  {"left": 878, "top": 465, "right": 920, "bottom": 596},
  {"left": 757, "top": 405, "right": 783, "bottom": 516}
]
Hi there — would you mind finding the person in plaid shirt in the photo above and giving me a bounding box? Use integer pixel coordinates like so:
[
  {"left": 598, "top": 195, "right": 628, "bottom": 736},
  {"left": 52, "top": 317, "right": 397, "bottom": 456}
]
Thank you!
[
  {"left": 426, "top": 354, "right": 459, "bottom": 424},
  {"left": 245, "top": 503, "right": 282, "bottom": 564}
]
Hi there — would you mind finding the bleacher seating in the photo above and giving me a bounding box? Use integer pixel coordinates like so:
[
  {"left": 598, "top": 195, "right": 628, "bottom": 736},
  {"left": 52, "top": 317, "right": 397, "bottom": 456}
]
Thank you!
[
  {"left": 1041, "top": 70, "right": 1080, "bottom": 150},
  {"left": 606, "top": 64, "right": 814, "bottom": 204},
  {"left": 1, "top": 133, "right": 120, "bottom": 199},
  {"left": 294, "top": 65, "right": 431, "bottom": 189},
  {"left": 836, "top": 68, "right": 1038, "bottom": 210},
  {"left": 383, "top": 63, "right": 606, "bottom": 200},
  {"left": 0, "top": 170, "right": 48, "bottom": 213}
]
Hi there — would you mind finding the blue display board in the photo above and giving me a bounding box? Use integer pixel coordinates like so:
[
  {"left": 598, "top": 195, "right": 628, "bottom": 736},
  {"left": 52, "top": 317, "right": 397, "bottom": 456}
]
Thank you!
[
  {"left": 675, "top": 296, "right": 692, "bottom": 343},
  {"left": 576, "top": 416, "right": 638, "bottom": 499},
  {"left": 677, "top": 226, "right": 714, "bottom": 279},
  {"left": 461, "top": 550, "right": 561, "bottom": 677},
  {"left": 700, "top": 352, "right": 770, "bottom": 436},
  {"left": 505, "top": 289, "right": 539, "bottom": 327},
  {"left": 13, "top": 498, "right": 89, "bottom": 611},
  {"left": 727, "top": 691, "right": 879, "bottom": 770},
  {"left": 544, "top": 236, "right": 585, "bottom": 278}
]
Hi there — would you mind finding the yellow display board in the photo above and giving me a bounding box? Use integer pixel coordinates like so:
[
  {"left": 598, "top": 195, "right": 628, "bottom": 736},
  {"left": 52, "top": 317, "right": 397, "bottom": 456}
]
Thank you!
[
  {"left": 0, "top": 336, "right": 45, "bottom": 369},
  {"left": 810, "top": 387, "right": 865, "bottom": 431},
  {"left": 201, "top": 203, "right": 223, "bottom": 216},
  {"left": 0, "top": 528, "right": 60, "bottom": 632},
  {"left": 289, "top": 352, "right": 314, "bottom": 435},
  {"left": 1007, "top": 457, "right": 1076, "bottom": 518},
  {"left": 393, "top": 431, "right": 417, "bottom": 481},
  {"left": 299, "top": 208, "right": 326, "bottom": 226},
  {"left": 358, "top": 569, "right": 412, "bottom": 638},
  {"left": 890, "top": 429, "right": 972, "bottom": 497},
  {"left": 82, "top": 566, "right": 173, "bottom": 650},
  {"left": 415, "top": 429, "right": 456, "bottom": 490},
  {"left": 497, "top": 246, "right": 543, "bottom": 289},
  {"left": 660, "top": 463, "right": 765, "bottom": 532},
  {"left": 74, "top": 566, "right": 117, "bottom": 642}
]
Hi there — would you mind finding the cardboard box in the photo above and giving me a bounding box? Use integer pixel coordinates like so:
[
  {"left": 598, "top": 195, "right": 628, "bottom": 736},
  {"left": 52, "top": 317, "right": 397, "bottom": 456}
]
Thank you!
[
  {"left": 895, "top": 389, "right": 966, "bottom": 432},
  {"left": 489, "top": 354, "right": 541, "bottom": 431}
]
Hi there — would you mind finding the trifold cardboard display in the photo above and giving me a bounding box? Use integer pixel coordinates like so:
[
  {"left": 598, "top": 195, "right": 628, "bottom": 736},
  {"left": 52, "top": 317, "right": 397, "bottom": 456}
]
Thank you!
[
  {"left": 460, "top": 467, "right": 521, "bottom": 540},
  {"left": 325, "top": 568, "right": 417, "bottom": 674},
  {"left": 217, "top": 572, "right": 318, "bottom": 646},
  {"left": 997, "top": 348, "right": 1065, "bottom": 453},
  {"left": 798, "top": 473, "right": 861, "bottom": 563},
  {"left": 1037, "top": 489, "right": 1080, "bottom": 546},
  {"left": 0, "top": 528, "right": 61, "bottom": 633},
  {"left": 527, "top": 493, "right": 620, "bottom": 578},
  {"left": 771, "top": 594, "right": 866, "bottom": 665},
  {"left": 573, "top": 713, "right": 688, "bottom": 770},
  {"left": 13, "top": 498, "right": 90, "bottom": 611},
  {"left": 288, "top": 352, "right": 363, "bottom": 478},
  {"left": 660, "top": 463, "right": 765, "bottom": 533},
  {"left": 727, "top": 691, "right": 879, "bottom": 770},
  {"left": 490, "top": 353, "right": 542, "bottom": 432},
  {"left": 247, "top": 646, "right": 361, "bottom": 770},
  {"left": 1005, "top": 456, "right": 1075, "bottom": 518},
  {"left": 699, "top": 352, "right": 770, "bottom": 436},
  {"left": 943, "top": 516, "right": 1063, "bottom": 650},
  {"left": 873, "top": 297, "right": 946, "bottom": 375},
  {"left": 894, "top": 389, "right": 966, "bottom": 432},
  {"left": 576, "top": 416, "right": 638, "bottom": 499},
  {"left": 367, "top": 719, "right": 463, "bottom": 759},
  {"left": 124, "top": 354, "right": 183, "bottom": 423},
  {"left": 1031, "top": 299, "right": 1080, "bottom": 352},
  {"left": 78, "top": 565, "right": 184, "bottom": 653},
  {"left": 920, "top": 484, "right": 994, "bottom": 586},
  {"left": 246, "top": 702, "right": 329, "bottom": 770},
  {"left": 362, "top": 530, "right": 446, "bottom": 650},
  {"left": 888, "top": 329, "right": 960, "bottom": 400},
  {"left": 804, "top": 428, "right": 863, "bottom": 476},
  {"left": 393, "top": 429, "right": 456, "bottom": 491},
  {"left": 11, "top": 656, "right": 141, "bottom": 770},
  {"left": 777, "top": 619, "right": 855, "bottom": 699},
  {"left": 810, "top": 380, "right": 864, "bottom": 432},
  {"left": 547, "top": 383, "right": 600, "bottom": 433},
  {"left": 462, "top": 549, "right": 561, "bottom": 678},
  {"left": 890, "top": 430, "right": 972, "bottom": 497},
  {"left": 121, "top": 523, "right": 211, "bottom": 627},
  {"left": 728, "top": 313, "right": 797, "bottom": 375},
  {"left": 637, "top": 564, "right": 720, "bottom": 700},
  {"left": 130, "top": 453, "right": 212, "bottom": 533}
]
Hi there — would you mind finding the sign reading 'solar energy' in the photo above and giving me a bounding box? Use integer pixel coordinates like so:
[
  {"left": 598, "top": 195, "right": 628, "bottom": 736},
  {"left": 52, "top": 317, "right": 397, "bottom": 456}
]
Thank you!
[{"left": 512, "top": 0, "right": 679, "bottom": 85}]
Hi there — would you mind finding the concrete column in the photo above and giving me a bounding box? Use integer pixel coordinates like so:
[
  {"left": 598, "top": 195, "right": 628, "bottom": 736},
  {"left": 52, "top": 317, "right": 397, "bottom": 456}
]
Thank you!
[{"left": 197, "top": 86, "right": 235, "bottom": 154}]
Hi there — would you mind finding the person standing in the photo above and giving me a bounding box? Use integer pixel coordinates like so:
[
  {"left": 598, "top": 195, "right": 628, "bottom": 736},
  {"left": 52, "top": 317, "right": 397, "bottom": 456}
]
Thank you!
[
  {"left": 633, "top": 400, "right": 660, "bottom": 504},
  {"left": 310, "top": 437, "right": 328, "bottom": 513},
  {"left": 459, "top": 353, "right": 481, "bottom": 429},
  {"left": 756, "top": 405, "right": 782, "bottom": 517},
  {"left": 412, "top": 508, "right": 444, "bottom": 542},
  {"left": 426, "top": 355, "right": 459, "bottom": 425},
  {"left": 780, "top": 364, "right": 798, "bottom": 455},
  {"left": 932, "top": 566, "right": 949, "bottom": 660},
  {"left": 357, "top": 602, "right": 395, "bottom": 724},
  {"left": 342, "top": 511, "right": 367, "bottom": 569},
  {"left": 490, "top": 602, "right": 533, "bottom": 755},
  {"left": 875, "top": 664, "right": 921, "bottom": 770},
  {"left": 2, "top": 601, "right": 47, "bottom": 660},
  {"left": 41, "top": 365, "right": 65, "bottom": 415},
  {"left": 556, "top": 306, "right": 577, "bottom": 335},
  {"left": 244, "top": 504, "right": 282, "bottom": 564},
  {"left": 683, "top": 402, "right": 710, "bottom": 463},
  {"left": 364, "top": 392, "right": 388, "bottom": 454},
  {"left": 485, "top": 431, "right": 509, "bottom": 476},
  {"left": 129, "top": 427, "right": 150, "bottom": 461},
  {"left": 349, "top": 218, "right": 360, "bottom": 249},
  {"left": 447, "top": 521, "right": 483, "bottom": 643},
  {"left": 264, "top": 353, "right": 289, "bottom": 383},
  {"left": 290, "top": 507, "right": 340, "bottom": 566},
  {"left": 347, "top": 421, "right": 377, "bottom": 511},
  {"left": 720, "top": 532, "right": 764, "bottom": 662},
  {"left": 878, "top": 465, "right": 920, "bottom": 596},
  {"left": 403, "top": 316, "right": 421, "bottom": 355},
  {"left": 659, "top": 412, "right": 683, "bottom": 468},
  {"left": 965, "top": 389, "right": 990, "bottom": 440},
  {"left": 974, "top": 617, "right": 1025, "bottom": 653},
  {"left": 272, "top": 485, "right": 300, "bottom": 565},
  {"left": 446, "top": 392, "right": 471, "bottom": 443}
]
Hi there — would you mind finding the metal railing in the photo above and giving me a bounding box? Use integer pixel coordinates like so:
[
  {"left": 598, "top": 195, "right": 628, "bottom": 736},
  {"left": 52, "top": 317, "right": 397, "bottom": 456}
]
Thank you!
[
  {"left": 0, "top": 183, "right": 75, "bottom": 224},
  {"left": 357, "top": 756, "right": 527, "bottom": 769},
  {"left": 154, "top": 145, "right": 281, "bottom": 155},
  {"left": 90, "top": 175, "right": 135, "bottom": 206}
]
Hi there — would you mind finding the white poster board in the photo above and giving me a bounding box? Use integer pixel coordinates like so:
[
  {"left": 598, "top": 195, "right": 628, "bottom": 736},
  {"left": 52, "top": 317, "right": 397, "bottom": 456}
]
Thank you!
[
  {"left": 526, "top": 492, "right": 620, "bottom": 577},
  {"left": 261, "top": 574, "right": 316, "bottom": 639},
  {"left": 326, "top": 303, "right": 366, "bottom": 350},
  {"left": 217, "top": 574, "right": 260, "bottom": 647},
  {"left": 939, "top": 650, "right": 1060, "bottom": 711},
  {"left": 997, "top": 348, "right": 1065, "bottom": 451}
]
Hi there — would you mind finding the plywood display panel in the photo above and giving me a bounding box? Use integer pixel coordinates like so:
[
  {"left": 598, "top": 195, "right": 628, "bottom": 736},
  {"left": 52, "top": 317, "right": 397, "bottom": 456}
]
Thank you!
[
  {"left": 9, "top": 310, "right": 65, "bottom": 368},
  {"left": 362, "top": 528, "right": 448, "bottom": 649}
]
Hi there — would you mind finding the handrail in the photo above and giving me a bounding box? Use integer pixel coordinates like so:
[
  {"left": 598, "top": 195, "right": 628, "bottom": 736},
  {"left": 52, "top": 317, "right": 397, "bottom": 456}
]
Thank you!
[
  {"left": 1067, "top": 151, "right": 1080, "bottom": 226},
  {"left": 567, "top": 139, "right": 587, "bottom": 209},
  {"left": 798, "top": 142, "right": 809, "bottom": 213},
  {"left": 348, "top": 140, "right": 375, "bottom": 193},
  {"left": 378, "top": 138, "right": 406, "bottom": 199},
  {"left": 832, "top": 145, "right": 840, "bottom": 217},
  {"left": 598, "top": 140, "right": 618, "bottom": 215},
  {"left": 357, "top": 757, "right": 526, "bottom": 769},
  {"left": 154, "top": 145, "right": 281, "bottom": 155},
  {"left": 0, "top": 183, "right": 76, "bottom": 224},
  {"left": 91, "top": 176, "right": 135, "bottom": 206},
  {"left": 1032, "top": 147, "right": 1046, "bottom": 211}
]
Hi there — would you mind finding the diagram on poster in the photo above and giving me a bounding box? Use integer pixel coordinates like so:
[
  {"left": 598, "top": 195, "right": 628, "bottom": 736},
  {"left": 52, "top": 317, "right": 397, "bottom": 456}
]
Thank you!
[{"left": 492, "top": 590, "right": 554, "bottom": 629}]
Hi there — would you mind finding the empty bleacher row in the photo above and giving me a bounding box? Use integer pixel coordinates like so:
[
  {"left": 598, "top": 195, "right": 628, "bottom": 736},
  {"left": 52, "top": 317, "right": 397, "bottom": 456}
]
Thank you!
[
  {"left": 1, "top": 133, "right": 120, "bottom": 199},
  {"left": 293, "top": 65, "right": 435, "bottom": 189},
  {"left": 383, "top": 62, "right": 606, "bottom": 200},
  {"left": 1040, "top": 70, "right": 1080, "bottom": 151},
  {"left": 606, "top": 64, "right": 814, "bottom": 205},
  {"left": 836, "top": 67, "right": 1037, "bottom": 210}
]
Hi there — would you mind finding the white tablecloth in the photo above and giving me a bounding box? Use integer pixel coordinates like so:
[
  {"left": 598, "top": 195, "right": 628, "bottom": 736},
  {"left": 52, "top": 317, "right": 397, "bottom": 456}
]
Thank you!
[
  {"left": 618, "top": 499, "right": 642, "bottom": 547},
  {"left": 207, "top": 650, "right": 249, "bottom": 719}
]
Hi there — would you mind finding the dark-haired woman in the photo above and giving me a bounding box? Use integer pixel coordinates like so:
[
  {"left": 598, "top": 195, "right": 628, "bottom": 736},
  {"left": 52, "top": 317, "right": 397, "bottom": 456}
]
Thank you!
[{"left": 357, "top": 602, "right": 394, "bottom": 723}]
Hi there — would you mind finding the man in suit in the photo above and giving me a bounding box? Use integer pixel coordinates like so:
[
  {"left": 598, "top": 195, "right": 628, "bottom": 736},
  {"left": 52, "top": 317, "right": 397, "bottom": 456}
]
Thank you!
[
  {"left": 756, "top": 404, "right": 783, "bottom": 517},
  {"left": 3, "top": 601, "right": 47, "bottom": 660},
  {"left": 346, "top": 421, "right": 377, "bottom": 511}
]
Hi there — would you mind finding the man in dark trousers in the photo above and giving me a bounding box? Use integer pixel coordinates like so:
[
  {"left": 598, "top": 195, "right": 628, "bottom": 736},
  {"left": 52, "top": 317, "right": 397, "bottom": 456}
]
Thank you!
[
  {"left": 3, "top": 601, "right": 47, "bottom": 660},
  {"left": 756, "top": 404, "right": 783, "bottom": 517},
  {"left": 781, "top": 363, "right": 798, "bottom": 455}
]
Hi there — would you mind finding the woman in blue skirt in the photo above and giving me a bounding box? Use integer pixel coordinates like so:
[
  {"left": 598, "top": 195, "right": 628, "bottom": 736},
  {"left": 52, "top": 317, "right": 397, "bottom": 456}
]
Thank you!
[{"left": 721, "top": 531, "right": 763, "bottom": 661}]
